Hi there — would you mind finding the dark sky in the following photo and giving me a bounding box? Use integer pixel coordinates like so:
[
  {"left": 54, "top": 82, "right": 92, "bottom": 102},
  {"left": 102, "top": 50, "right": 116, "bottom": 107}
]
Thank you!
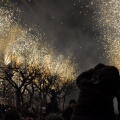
[{"left": 2, "top": 0, "right": 107, "bottom": 71}]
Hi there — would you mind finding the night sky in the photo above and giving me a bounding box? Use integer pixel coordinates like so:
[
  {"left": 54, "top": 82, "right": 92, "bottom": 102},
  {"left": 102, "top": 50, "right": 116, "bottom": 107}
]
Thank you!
[{"left": 1, "top": 0, "right": 107, "bottom": 71}]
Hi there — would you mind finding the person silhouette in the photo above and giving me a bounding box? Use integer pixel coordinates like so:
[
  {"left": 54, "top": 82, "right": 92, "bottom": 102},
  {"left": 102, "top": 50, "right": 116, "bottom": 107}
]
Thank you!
[
  {"left": 62, "top": 99, "right": 76, "bottom": 120},
  {"left": 46, "top": 97, "right": 59, "bottom": 115},
  {"left": 71, "top": 63, "right": 120, "bottom": 120}
]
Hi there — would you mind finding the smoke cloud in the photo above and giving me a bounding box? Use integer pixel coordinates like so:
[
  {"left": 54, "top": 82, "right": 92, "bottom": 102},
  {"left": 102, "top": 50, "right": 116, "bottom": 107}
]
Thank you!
[{"left": 1, "top": 0, "right": 107, "bottom": 71}]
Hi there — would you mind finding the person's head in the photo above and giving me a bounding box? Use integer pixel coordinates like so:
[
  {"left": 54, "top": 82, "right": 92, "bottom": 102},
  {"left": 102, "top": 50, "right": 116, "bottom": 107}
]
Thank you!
[
  {"left": 93, "top": 63, "right": 106, "bottom": 71},
  {"left": 4, "top": 108, "right": 20, "bottom": 120},
  {"left": 50, "top": 97, "right": 56, "bottom": 102},
  {"left": 69, "top": 99, "right": 77, "bottom": 107},
  {"left": 45, "top": 113, "right": 63, "bottom": 120},
  {"left": 92, "top": 65, "right": 119, "bottom": 85}
]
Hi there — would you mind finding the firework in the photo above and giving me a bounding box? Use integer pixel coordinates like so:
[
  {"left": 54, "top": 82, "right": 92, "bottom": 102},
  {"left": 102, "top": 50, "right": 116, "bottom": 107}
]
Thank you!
[
  {"left": 0, "top": 5, "right": 78, "bottom": 83},
  {"left": 95, "top": 0, "right": 120, "bottom": 69}
]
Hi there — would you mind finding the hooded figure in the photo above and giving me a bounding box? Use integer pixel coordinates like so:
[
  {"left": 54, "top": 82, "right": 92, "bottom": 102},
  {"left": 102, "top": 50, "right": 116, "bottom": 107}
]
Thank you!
[{"left": 71, "top": 64, "right": 120, "bottom": 120}]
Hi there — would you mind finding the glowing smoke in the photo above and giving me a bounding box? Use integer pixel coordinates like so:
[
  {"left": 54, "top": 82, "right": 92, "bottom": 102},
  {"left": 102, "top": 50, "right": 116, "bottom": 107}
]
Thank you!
[
  {"left": 0, "top": 6, "right": 78, "bottom": 82},
  {"left": 97, "top": 0, "right": 120, "bottom": 69}
]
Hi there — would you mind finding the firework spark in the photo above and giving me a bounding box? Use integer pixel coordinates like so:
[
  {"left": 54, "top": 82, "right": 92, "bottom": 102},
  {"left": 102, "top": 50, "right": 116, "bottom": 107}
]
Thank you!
[
  {"left": 95, "top": 0, "right": 120, "bottom": 69},
  {"left": 0, "top": 5, "right": 78, "bottom": 82}
]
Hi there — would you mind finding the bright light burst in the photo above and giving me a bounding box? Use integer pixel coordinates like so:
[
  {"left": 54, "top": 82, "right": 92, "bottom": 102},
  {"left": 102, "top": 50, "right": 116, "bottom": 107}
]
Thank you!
[
  {"left": 0, "top": 7, "right": 14, "bottom": 52},
  {"left": 96, "top": 0, "right": 120, "bottom": 69},
  {"left": 0, "top": 6, "right": 78, "bottom": 82},
  {"left": 43, "top": 53, "right": 78, "bottom": 82}
]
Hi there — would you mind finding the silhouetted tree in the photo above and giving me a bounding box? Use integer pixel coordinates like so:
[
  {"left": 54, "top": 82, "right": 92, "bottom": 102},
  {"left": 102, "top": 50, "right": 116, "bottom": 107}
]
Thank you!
[{"left": 0, "top": 60, "right": 37, "bottom": 107}]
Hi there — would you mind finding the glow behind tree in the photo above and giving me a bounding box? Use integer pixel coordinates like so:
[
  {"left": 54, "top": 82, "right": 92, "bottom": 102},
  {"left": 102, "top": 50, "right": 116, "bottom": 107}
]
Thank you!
[{"left": 0, "top": 6, "right": 78, "bottom": 82}]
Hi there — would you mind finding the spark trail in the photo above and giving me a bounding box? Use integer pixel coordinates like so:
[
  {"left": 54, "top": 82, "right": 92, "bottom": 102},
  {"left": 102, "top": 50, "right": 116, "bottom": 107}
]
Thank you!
[
  {"left": 0, "top": 5, "right": 78, "bottom": 82},
  {"left": 97, "top": 0, "right": 120, "bottom": 69}
]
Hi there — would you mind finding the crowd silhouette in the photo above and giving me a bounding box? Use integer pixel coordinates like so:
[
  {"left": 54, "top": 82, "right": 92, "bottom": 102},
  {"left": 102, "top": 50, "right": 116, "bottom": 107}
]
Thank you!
[{"left": 0, "top": 63, "right": 120, "bottom": 120}]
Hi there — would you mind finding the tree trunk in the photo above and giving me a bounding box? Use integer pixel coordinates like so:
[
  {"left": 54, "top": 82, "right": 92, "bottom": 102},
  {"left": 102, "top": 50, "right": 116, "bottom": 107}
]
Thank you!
[
  {"left": 29, "top": 93, "right": 33, "bottom": 107},
  {"left": 63, "top": 96, "right": 66, "bottom": 111},
  {"left": 21, "top": 92, "right": 24, "bottom": 106},
  {"left": 39, "top": 92, "right": 43, "bottom": 120},
  {"left": 43, "top": 93, "right": 47, "bottom": 106},
  {"left": 16, "top": 89, "right": 21, "bottom": 107}
]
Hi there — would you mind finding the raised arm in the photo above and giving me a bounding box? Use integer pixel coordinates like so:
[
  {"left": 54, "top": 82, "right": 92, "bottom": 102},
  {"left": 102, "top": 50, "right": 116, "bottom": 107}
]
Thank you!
[{"left": 76, "top": 63, "right": 106, "bottom": 88}]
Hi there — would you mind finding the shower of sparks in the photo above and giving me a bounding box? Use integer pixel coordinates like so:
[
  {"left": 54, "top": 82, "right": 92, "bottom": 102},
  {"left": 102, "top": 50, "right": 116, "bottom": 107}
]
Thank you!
[
  {"left": 0, "top": 7, "right": 14, "bottom": 52},
  {"left": 43, "top": 54, "right": 78, "bottom": 82},
  {"left": 0, "top": 6, "right": 78, "bottom": 82},
  {"left": 95, "top": 1, "right": 120, "bottom": 69}
]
